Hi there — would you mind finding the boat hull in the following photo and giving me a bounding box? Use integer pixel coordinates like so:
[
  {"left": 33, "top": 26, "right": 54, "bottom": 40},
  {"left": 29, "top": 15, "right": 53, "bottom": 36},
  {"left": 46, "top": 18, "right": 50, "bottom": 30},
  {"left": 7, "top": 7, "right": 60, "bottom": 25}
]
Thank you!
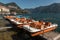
[{"left": 31, "top": 26, "right": 57, "bottom": 37}]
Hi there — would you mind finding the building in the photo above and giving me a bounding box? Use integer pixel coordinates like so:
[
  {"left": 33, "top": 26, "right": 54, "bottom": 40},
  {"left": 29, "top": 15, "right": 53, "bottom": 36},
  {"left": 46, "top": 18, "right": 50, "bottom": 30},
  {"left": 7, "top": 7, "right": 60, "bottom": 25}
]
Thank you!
[
  {"left": 8, "top": 5, "right": 18, "bottom": 9},
  {"left": 0, "top": 5, "right": 10, "bottom": 15}
]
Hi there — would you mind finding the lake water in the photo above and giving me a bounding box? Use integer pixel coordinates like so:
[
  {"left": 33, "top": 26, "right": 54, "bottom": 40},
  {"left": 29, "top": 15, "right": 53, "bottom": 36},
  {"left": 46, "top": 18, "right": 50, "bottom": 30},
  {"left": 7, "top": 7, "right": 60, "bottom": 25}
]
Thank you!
[{"left": 19, "top": 13, "right": 60, "bottom": 32}]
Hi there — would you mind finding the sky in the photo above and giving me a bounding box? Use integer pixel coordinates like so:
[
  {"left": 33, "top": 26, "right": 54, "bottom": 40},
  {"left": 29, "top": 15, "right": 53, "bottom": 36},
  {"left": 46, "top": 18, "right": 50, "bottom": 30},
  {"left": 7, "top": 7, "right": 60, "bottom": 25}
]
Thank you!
[{"left": 0, "top": 0, "right": 60, "bottom": 9}]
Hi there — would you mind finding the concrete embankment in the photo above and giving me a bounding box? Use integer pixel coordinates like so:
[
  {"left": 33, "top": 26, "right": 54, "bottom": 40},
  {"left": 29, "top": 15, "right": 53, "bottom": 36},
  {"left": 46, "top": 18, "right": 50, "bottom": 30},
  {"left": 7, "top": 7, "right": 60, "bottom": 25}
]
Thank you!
[{"left": 41, "top": 31, "right": 60, "bottom": 40}]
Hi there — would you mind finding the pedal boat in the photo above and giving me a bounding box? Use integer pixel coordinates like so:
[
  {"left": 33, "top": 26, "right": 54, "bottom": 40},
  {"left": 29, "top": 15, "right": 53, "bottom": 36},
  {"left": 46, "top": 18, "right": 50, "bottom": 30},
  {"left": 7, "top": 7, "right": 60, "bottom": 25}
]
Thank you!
[{"left": 4, "top": 16, "right": 58, "bottom": 37}]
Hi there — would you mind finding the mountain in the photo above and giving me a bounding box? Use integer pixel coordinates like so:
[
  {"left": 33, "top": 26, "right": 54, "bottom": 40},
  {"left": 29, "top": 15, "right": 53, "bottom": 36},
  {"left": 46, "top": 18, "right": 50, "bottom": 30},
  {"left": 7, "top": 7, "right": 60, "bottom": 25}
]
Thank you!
[
  {"left": 0, "top": 2, "right": 28, "bottom": 13},
  {"left": 26, "top": 3, "right": 60, "bottom": 13},
  {"left": 5, "top": 2, "right": 23, "bottom": 13},
  {"left": 0, "top": 2, "right": 5, "bottom": 6},
  {"left": 5, "top": 2, "right": 21, "bottom": 9}
]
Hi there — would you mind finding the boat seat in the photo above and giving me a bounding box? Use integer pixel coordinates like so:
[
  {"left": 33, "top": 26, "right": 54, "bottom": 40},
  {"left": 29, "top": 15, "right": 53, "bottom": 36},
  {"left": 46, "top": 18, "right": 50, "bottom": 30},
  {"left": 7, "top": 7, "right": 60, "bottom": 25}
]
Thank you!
[
  {"left": 45, "top": 22, "right": 52, "bottom": 26},
  {"left": 10, "top": 19, "right": 23, "bottom": 24},
  {"left": 30, "top": 21, "right": 44, "bottom": 29},
  {"left": 44, "top": 24, "right": 58, "bottom": 29},
  {"left": 23, "top": 25, "right": 41, "bottom": 32}
]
